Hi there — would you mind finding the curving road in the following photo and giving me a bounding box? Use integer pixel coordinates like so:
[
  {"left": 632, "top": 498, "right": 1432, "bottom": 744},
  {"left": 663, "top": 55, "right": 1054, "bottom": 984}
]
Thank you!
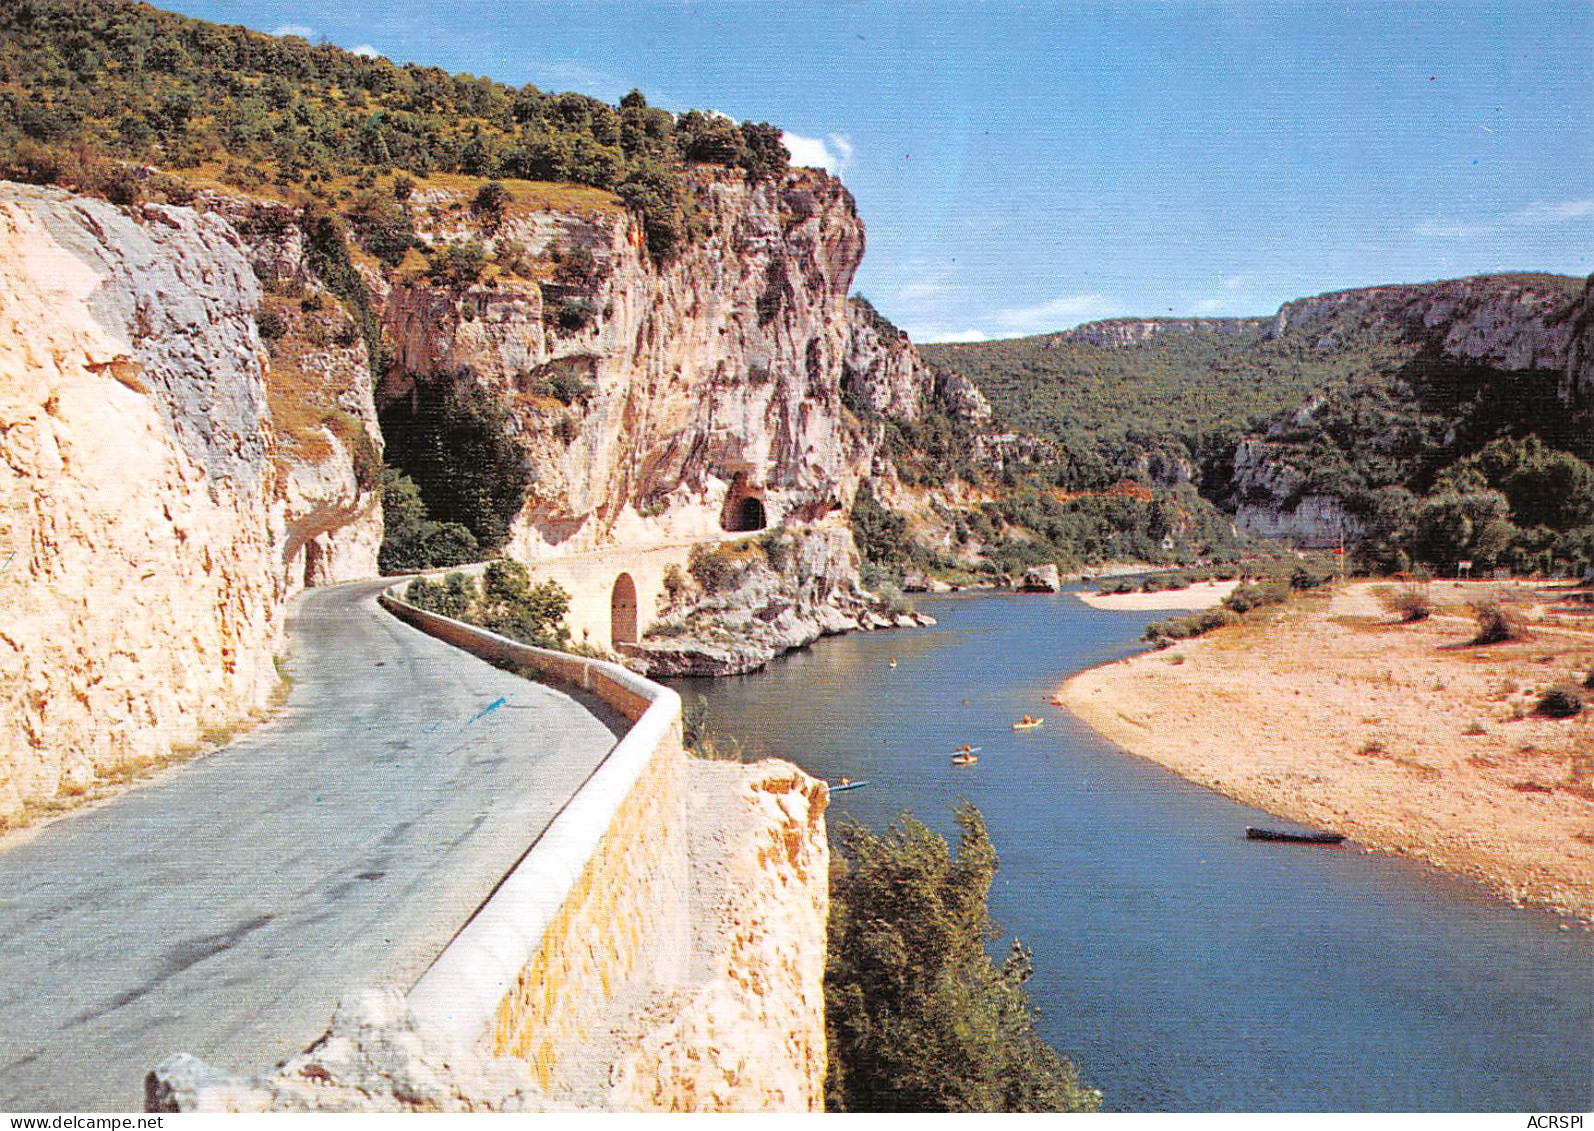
[{"left": 0, "top": 579, "right": 626, "bottom": 1112}]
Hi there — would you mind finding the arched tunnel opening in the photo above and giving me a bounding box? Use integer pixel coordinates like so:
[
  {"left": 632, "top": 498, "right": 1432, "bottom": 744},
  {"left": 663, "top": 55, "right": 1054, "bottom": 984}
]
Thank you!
[{"left": 611, "top": 572, "right": 639, "bottom": 647}]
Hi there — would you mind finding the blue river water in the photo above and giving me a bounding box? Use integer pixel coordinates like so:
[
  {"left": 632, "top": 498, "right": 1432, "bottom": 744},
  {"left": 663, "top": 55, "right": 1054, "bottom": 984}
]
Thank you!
[{"left": 670, "top": 590, "right": 1593, "bottom": 1112}]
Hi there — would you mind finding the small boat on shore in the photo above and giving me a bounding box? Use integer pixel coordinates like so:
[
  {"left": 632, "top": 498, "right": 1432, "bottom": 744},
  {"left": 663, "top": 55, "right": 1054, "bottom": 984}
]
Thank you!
[
  {"left": 830, "top": 778, "right": 870, "bottom": 793},
  {"left": 1013, "top": 714, "right": 1044, "bottom": 731},
  {"left": 1245, "top": 826, "right": 1346, "bottom": 845}
]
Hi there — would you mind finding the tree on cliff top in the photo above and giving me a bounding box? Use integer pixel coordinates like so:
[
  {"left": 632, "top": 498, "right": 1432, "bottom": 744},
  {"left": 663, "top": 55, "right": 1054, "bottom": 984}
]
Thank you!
[{"left": 825, "top": 804, "right": 1101, "bottom": 1113}]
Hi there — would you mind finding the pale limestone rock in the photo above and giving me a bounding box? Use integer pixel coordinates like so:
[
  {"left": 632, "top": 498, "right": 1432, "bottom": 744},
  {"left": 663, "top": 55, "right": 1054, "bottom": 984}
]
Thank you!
[
  {"left": 0, "top": 182, "right": 380, "bottom": 818},
  {"left": 606, "top": 761, "right": 829, "bottom": 1112},
  {"left": 0, "top": 185, "right": 279, "bottom": 817},
  {"left": 1020, "top": 563, "right": 1062, "bottom": 592},
  {"left": 148, "top": 988, "right": 547, "bottom": 1113}
]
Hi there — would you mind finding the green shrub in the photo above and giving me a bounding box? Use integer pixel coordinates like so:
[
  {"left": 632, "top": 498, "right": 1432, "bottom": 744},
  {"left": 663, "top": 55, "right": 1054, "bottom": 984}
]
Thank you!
[
  {"left": 476, "top": 560, "right": 571, "bottom": 648},
  {"left": 1144, "top": 606, "right": 1240, "bottom": 644},
  {"left": 426, "top": 239, "right": 488, "bottom": 287},
  {"left": 689, "top": 542, "right": 759, "bottom": 594},
  {"left": 1468, "top": 601, "right": 1527, "bottom": 646},
  {"left": 1534, "top": 687, "right": 1584, "bottom": 719},
  {"left": 1379, "top": 586, "right": 1433, "bottom": 623},
  {"left": 1223, "top": 580, "right": 1288, "bottom": 615},
  {"left": 255, "top": 310, "right": 287, "bottom": 341},
  {"left": 825, "top": 805, "right": 1100, "bottom": 1113}
]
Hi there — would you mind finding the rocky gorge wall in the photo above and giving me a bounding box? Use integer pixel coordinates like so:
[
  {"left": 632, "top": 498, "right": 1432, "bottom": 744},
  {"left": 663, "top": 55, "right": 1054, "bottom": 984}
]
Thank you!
[
  {"left": 375, "top": 169, "right": 875, "bottom": 560},
  {"left": 0, "top": 181, "right": 382, "bottom": 820}
]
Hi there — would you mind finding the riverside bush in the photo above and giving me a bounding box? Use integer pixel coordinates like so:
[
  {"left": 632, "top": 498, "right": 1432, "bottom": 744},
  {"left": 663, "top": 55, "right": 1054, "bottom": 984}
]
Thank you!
[
  {"left": 825, "top": 805, "right": 1100, "bottom": 1113},
  {"left": 1144, "top": 606, "right": 1241, "bottom": 645},
  {"left": 1222, "top": 580, "right": 1288, "bottom": 615}
]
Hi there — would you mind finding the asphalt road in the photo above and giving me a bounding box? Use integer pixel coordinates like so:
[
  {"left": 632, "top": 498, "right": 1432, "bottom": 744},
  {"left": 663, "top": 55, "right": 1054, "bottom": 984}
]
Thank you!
[{"left": 0, "top": 579, "right": 625, "bottom": 1112}]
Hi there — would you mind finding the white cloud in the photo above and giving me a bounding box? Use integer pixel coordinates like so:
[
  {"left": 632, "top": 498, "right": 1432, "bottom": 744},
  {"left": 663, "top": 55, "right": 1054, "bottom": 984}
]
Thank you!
[
  {"left": 351, "top": 44, "right": 381, "bottom": 59},
  {"left": 903, "top": 326, "right": 987, "bottom": 344},
  {"left": 271, "top": 23, "right": 316, "bottom": 39},
  {"left": 1512, "top": 198, "right": 1594, "bottom": 225},
  {"left": 1415, "top": 219, "right": 1486, "bottom": 240},
  {"left": 989, "top": 292, "right": 1116, "bottom": 335},
  {"left": 782, "top": 131, "right": 854, "bottom": 175},
  {"left": 895, "top": 279, "right": 957, "bottom": 303}
]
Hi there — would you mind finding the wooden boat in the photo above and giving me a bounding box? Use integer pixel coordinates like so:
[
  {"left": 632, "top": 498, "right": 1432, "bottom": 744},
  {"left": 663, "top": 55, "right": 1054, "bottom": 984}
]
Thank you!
[
  {"left": 1245, "top": 825, "right": 1346, "bottom": 845},
  {"left": 830, "top": 779, "right": 870, "bottom": 793},
  {"left": 951, "top": 752, "right": 978, "bottom": 766},
  {"left": 1012, "top": 715, "right": 1044, "bottom": 730}
]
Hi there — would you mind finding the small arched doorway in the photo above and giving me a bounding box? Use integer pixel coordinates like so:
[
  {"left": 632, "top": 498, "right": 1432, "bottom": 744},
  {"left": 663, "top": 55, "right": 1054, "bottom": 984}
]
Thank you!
[{"left": 611, "top": 572, "right": 639, "bottom": 648}]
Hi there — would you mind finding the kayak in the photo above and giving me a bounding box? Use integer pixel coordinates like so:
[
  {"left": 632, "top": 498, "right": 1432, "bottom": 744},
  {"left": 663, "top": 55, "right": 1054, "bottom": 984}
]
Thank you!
[
  {"left": 1012, "top": 717, "right": 1044, "bottom": 730},
  {"left": 830, "top": 780, "right": 870, "bottom": 793}
]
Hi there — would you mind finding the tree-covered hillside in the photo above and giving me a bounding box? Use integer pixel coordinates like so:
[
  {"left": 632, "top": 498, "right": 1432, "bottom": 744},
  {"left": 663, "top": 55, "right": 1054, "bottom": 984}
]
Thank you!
[
  {"left": 0, "top": 0, "right": 789, "bottom": 257},
  {"left": 924, "top": 274, "right": 1594, "bottom": 575}
]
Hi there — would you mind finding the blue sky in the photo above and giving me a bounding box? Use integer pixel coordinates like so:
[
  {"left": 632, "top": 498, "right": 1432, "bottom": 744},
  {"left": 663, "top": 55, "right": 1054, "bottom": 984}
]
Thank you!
[{"left": 172, "top": 2, "right": 1592, "bottom": 342}]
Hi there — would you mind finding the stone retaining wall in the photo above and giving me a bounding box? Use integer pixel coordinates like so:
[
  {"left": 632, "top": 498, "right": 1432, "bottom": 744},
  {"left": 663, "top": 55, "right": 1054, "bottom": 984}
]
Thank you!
[{"left": 379, "top": 589, "right": 688, "bottom": 1090}]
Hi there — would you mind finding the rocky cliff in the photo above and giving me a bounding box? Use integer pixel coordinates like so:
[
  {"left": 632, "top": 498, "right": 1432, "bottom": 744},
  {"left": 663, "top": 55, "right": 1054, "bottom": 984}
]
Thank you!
[
  {"left": 0, "top": 182, "right": 380, "bottom": 821},
  {"left": 377, "top": 169, "right": 873, "bottom": 558},
  {"left": 1225, "top": 273, "right": 1590, "bottom": 544},
  {"left": 1263, "top": 273, "right": 1582, "bottom": 370}
]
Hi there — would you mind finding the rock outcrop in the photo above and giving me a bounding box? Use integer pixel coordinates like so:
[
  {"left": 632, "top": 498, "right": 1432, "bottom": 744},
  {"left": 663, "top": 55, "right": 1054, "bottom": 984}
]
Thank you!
[
  {"left": 1264, "top": 274, "right": 1582, "bottom": 371},
  {"left": 0, "top": 182, "right": 380, "bottom": 819},
  {"left": 635, "top": 525, "right": 932, "bottom": 677},
  {"left": 376, "top": 169, "right": 873, "bottom": 560}
]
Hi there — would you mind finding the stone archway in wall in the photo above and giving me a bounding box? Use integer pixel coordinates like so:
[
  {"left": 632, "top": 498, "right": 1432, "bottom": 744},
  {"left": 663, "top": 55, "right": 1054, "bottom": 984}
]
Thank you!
[{"left": 611, "top": 572, "right": 639, "bottom": 648}]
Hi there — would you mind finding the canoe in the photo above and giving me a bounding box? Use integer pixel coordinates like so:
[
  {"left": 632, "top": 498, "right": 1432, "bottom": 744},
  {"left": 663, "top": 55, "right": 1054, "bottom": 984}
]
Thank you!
[
  {"left": 830, "top": 780, "right": 869, "bottom": 793},
  {"left": 1012, "top": 718, "right": 1044, "bottom": 730},
  {"left": 951, "top": 753, "right": 978, "bottom": 766},
  {"left": 1245, "top": 826, "right": 1345, "bottom": 845}
]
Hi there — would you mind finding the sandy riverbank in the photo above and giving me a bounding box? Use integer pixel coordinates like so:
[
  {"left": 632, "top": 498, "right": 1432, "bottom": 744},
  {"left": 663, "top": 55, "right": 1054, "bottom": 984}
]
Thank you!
[
  {"left": 1073, "top": 579, "right": 1240, "bottom": 611},
  {"left": 1058, "top": 580, "right": 1594, "bottom": 920}
]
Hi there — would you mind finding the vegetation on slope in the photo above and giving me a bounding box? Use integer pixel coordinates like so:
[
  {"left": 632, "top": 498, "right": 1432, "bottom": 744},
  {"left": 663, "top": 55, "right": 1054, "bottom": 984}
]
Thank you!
[
  {"left": 923, "top": 276, "right": 1594, "bottom": 575},
  {"left": 0, "top": 0, "right": 789, "bottom": 259},
  {"left": 825, "top": 804, "right": 1100, "bottom": 1113},
  {"left": 405, "top": 562, "right": 575, "bottom": 650},
  {"left": 919, "top": 322, "right": 1403, "bottom": 489}
]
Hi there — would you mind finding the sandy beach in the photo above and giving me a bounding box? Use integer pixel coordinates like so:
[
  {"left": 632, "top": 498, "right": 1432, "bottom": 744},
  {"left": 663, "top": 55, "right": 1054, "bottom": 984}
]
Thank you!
[
  {"left": 1058, "top": 581, "right": 1594, "bottom": 919},
  {"left": 1073, "top": 579, "right": 1240, "bottom": 611}
]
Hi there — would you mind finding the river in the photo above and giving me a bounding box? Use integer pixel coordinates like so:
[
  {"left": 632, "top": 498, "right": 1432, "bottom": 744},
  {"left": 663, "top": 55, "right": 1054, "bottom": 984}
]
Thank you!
[{"left": 670, "top": 590, "right": 1593, "bottom": 1112}]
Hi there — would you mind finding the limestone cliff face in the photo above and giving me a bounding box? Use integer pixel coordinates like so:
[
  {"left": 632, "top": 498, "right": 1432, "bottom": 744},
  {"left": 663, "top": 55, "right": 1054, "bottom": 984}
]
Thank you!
[
  {"left": 0, "top": 183, "right": 381, "bottom": 818},
  {"left": 842, "top": 299, "right": 938, "bottom": 422},
  {"left": 1561, "top": 274, "right": 1594, "bottom": 428},
  {"left": 0, "top": 184, "right": 278, "bottom": 817},
  {"left": 1264, "top": 274, "right": 1580, "bottom": 370},
  {"left": 1051, "top": 316, "right": 1265, "bottom": 348},
  {"left": 377, "top": 169, "right": 873, "bottom": 559},
  {"left": 1227, "top": 274, "right": 1589, "bottom": 543}
]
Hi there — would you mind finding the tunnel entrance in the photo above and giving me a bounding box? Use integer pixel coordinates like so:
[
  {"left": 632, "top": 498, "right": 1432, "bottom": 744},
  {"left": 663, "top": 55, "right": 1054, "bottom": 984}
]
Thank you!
[
  {"left": 611, "top": 572, "right": 639, "bottom": 647},
  {"left": 720, "top": 476, "right": 768, "bottom": 533}
]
